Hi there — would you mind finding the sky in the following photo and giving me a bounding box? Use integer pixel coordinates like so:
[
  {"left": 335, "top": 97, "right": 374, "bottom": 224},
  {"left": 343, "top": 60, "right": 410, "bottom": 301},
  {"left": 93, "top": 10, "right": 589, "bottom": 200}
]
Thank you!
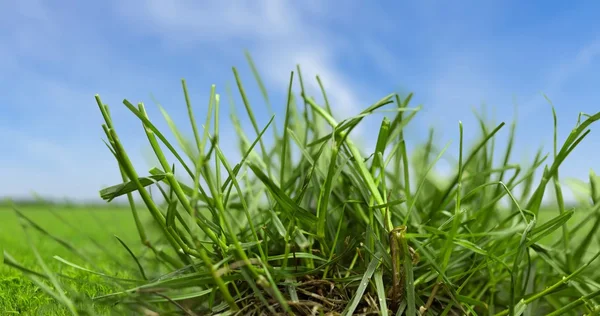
[{"left": 1, "top": 0, "right": 599, "bottom": 203}]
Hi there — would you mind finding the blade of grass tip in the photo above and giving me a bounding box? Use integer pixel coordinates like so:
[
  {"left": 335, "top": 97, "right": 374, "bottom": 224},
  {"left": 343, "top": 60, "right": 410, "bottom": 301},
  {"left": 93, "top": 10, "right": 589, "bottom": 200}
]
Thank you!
[
  {"left": 244, "top": 50, "right": 279, "bottom": 136},
  {"left": 394, "top": 94, "right": 414, "bottom": 219},
  {"left": 471, "top": 108, "right": 494, "bottom": 200},
  {"left": 439, "top": 121, "right": 465, "bottom": 278},
  {"left": 371, "top": 117, "right": 391, "bottom": 174},
  {"left": 342, "top": 251, "right": 383, "bottom": 316},
  {"left": 181, "top": 79, "right": 203, "bottom": 153},
  {"left": 95, "top": 95, "right": 113, "bottom": 128},
  {"left": 280, "top": 71, "right": 294, "bottom": 187},
  {"left": 200, "top": 85, "right": 216, "bottom": 165},
  {"left": 518, "top": 147, "right": 544, "bottom": 202},
  {"left": 485, "top": 115, "right": 516, "bottom": 224},
  {"left": 15, "top": 211, "right": 79, "bottom": 315},
  {"left": 97, "top": 98, "right": 151, "bottom": 247},
  {"left": 387, "top": 108, "right": 421, "bottom": 149},
  {"left": 102, "top": 99, "right": 152, "bottom": 247},
  {"left": 157, "top": 103, "right": 196, "bottom": 159},
  {"left": 188, "top": 86, "right": 216, "bottom": 217},
  {"left": 529, "top": 136, "right": 587, "bottom": 215},
  {"left": 419, "top": 128, "right": 434, "bottom": 177},
  {"left": 296, "top": 65, "right": 312, "bottom": 147},
  {"left": 232, "top": 67, "right": 272, "bottom": 176},
  {"left": 549, "top": 105, "right": 573, "bottom": 272},
  {"left": 316, "top": 75, "right": 333, "bottom": 115},
  {"left": 114, "top": 235, "right": 148, "bottom": 281},
  {"left": 286, "top": 92, "right": 305, "bottom": 152},
  {"left": 227, "top": 100, "right": 265, "bottom": 169},
  {"left": 435, "top": 122, "right": 506, "bottom": 210},
  {"left": 120, "top": 99, "right": 194, "bottom": 178},
  {"left": 214, "top": 94, "right": 223, "bottom": 195},
  {"left": 525, "top": 109, "right": 600, "bottom": 213}
]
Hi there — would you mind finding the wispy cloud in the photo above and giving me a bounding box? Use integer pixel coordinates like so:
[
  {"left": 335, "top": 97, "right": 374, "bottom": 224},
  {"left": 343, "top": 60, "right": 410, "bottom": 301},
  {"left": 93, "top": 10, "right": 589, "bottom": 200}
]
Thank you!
[
  {"left": 2, "top": 0, "right": 600, "bottom": 203},
  {"left": 519, "top": 38, "right": 600, "bottom": 121},
  {"left": 114, "top": 0, "right": 366, "bottom": 116}
]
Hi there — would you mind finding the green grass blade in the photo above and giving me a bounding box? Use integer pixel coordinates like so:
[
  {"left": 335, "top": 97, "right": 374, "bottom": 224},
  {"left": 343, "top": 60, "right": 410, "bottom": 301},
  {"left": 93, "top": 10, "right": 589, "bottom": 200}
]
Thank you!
[
  {"left": 114, "top": 235, "right": 148, "bottom": 281},
  {"left": 16, "top": 212, "right": 79, "bottom": 315},
  {"left": 342, "top": 251, "right": 382, "bottom": 316},
  {"left": 374, "top": 268, "right": 388, "bottom": 316}
]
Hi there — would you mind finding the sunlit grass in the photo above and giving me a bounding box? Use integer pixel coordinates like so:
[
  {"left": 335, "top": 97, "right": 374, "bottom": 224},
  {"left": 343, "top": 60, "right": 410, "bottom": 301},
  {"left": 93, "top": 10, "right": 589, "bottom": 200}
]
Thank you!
[{"left": 3, "top": 53, "right": 600, "bottom": 315}]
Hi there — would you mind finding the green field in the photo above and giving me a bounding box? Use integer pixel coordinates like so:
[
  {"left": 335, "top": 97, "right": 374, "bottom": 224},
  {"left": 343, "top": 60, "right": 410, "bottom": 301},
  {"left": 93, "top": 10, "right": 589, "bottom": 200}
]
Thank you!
[
  {"left": 3, "top": 201, "right": 599, "bottom": 315},
  {"left": 0, "top": 204, "right": 146, "bottom": 314}
]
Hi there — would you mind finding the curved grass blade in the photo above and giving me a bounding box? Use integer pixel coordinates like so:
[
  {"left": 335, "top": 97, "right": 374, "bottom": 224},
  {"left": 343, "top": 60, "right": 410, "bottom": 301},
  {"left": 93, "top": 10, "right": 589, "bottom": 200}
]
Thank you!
[
  {"left": 114, "top": 235, "right": 148, "bottom": 281},
  {"left": 53, "top": 256, "right": 142, "bottom": 283}
]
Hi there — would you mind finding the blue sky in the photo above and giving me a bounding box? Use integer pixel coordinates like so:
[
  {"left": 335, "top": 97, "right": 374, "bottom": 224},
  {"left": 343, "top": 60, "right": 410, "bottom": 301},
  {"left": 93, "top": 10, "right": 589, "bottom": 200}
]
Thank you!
[{"left": 1, "top": 0, "right": 599, "bottom": 202}]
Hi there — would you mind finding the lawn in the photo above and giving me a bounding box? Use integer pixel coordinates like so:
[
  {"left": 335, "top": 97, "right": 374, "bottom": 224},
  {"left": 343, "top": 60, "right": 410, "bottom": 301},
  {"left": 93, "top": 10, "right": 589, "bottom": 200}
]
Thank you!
[
  {"left": 0, "top": 204, "right": 145, "bottom": 314},
  {"left": 2, "top": 202, "right": 599, "bottom": 315}
]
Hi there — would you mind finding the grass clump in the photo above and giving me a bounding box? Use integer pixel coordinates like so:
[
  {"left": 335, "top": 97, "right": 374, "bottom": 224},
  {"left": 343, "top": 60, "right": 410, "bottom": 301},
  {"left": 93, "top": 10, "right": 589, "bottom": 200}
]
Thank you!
[{"left": 4, "top": 54, "right": 600, "bottom": 315}]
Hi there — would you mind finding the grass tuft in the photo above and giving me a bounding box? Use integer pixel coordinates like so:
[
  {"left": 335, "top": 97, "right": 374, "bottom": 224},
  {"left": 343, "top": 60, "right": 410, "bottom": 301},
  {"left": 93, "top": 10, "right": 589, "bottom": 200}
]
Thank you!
[{"left": 3, "top": 54, "right": 600, "bottom": 315}]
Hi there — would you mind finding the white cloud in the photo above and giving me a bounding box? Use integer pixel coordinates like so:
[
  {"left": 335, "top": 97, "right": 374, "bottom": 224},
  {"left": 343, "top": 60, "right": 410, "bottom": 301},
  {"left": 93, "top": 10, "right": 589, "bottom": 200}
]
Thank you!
[
  {"left": 119, "top": 0, "right": 297, "bottom": 40},
  {"left": 115, "top": 0, "right": 364, "bottom": 116},
  {"left": 548, "top": 39, "right": 600, "bottom": 89},
  {"left": 519, "top": 38, "right": 600, "bottom": 120}
]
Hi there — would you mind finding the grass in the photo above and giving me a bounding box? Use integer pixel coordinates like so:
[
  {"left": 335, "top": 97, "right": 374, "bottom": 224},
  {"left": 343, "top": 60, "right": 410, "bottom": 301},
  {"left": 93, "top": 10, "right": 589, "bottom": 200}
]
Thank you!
[
  {"left": 3, "top": 54, "right": 600, "bottom": 315},
  {"left": 0, "top": 204, "right": 143, "bottom": 314}
]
